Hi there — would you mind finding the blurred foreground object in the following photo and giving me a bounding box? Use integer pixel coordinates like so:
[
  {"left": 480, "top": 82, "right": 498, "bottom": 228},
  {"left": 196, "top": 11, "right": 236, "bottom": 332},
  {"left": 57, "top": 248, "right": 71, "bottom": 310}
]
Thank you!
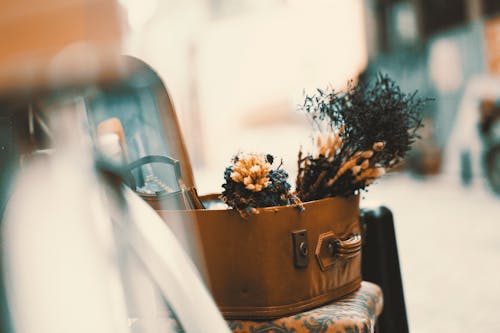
[
  {"left": 0, "top": 66, "right": 231, "bottom": 333},
  {"left": 85, "top": 56, "right": 209, "bottom": 282},
  {"left": 0, "top": 1, "right": 231, "bottom": 331},
  {"left": 84, "top": 56, "right": 202, "bottom": 211}
]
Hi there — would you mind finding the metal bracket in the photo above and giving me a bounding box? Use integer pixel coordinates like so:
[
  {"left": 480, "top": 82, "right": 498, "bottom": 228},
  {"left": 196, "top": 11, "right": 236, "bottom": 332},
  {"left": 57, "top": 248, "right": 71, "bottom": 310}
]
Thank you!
[
  {"left": 315, "top": 231, "right": 338, "bottom": 271},
  {"left": 291, "top": 229, "right": 309, "bottom": 269}
]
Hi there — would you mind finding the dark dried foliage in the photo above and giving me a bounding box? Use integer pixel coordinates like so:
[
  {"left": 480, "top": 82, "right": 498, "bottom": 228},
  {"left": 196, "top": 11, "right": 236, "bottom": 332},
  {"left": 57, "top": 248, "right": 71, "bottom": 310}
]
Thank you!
[{"left": 296, "top": 74, "right": 429, "bottom": 201}]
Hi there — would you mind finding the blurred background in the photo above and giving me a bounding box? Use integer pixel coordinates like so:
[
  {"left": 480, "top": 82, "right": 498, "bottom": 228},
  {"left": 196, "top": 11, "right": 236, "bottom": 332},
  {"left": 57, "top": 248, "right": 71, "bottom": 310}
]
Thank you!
[
  {"left": 1, "top": 0, "right": 500, "bottom": 332},
  {"left": 119, "top": 0, "right": 500, "bottom": 331}
]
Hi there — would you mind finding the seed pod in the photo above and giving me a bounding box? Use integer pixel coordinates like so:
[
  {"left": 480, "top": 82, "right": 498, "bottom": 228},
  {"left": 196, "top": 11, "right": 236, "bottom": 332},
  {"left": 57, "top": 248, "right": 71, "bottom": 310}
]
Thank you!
[
  {"left": 373, "top": 141, "right": 385, "bottom": 151},
  {"left": 351, "top": 165, "right": 361, "bottom": 175},
  {"left": 360, "top": 159, "right": 370, "bottom": 170}
]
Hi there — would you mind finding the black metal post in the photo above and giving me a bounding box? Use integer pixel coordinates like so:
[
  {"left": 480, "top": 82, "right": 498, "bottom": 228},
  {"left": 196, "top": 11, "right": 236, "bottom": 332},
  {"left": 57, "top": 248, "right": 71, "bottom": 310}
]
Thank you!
[{"left": 361, "top": 206, "right": 409, "bottom": 333}]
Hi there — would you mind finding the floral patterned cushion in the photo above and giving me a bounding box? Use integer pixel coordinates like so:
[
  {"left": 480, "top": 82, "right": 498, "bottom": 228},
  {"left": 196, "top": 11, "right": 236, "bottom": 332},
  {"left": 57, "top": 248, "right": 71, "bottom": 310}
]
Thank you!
[
  {"left": 164, "top": 281, "right": 382, "bottom": 333},
  {"left": 226, "top": 281, "right": 383, "bottom": 333}
]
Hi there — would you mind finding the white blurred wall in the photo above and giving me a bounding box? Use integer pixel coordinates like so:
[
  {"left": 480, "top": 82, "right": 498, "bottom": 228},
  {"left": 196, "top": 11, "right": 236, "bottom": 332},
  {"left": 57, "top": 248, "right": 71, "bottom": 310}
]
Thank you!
[{"left": 121, "top": 0, "right": 368, "bottom": 193}]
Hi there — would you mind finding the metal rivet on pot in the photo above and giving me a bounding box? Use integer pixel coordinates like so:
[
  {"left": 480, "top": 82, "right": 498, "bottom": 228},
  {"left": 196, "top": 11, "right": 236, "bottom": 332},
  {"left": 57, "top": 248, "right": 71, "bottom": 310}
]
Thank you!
[
  {"left": 327, "top": 240, "right": 336, "bottom": 256},
  {"left": 299, "top": 241, "right": 309, "bottom": 256}
]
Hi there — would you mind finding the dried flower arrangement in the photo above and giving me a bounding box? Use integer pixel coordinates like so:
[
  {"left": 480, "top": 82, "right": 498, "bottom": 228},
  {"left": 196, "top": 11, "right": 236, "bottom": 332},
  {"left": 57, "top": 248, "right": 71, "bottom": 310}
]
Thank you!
[
  {"left": 220, "top": 74, "right": 429, "bottom": 213},
  {"left": 296, "top": 74, "right": 428, "bottom": 201},
  {"left": 221, "top": 152, "right": 301, "bottom": 216}
]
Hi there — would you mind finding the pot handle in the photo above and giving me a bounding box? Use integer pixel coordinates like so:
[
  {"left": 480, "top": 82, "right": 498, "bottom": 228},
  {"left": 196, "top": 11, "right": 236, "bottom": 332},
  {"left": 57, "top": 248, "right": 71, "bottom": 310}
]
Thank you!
[
  {"left": 335, "top": 233, "right": 362, "bottom": 260},
  {"left": 315, "top": 232, "right": 362, "bottom": 271}
]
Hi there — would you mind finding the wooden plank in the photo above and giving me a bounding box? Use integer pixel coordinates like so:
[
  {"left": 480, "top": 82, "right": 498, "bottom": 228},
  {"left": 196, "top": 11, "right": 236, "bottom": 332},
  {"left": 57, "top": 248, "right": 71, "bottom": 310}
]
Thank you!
[{"left": 0, "top": 0, "right": 123, "bottom": 93}]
